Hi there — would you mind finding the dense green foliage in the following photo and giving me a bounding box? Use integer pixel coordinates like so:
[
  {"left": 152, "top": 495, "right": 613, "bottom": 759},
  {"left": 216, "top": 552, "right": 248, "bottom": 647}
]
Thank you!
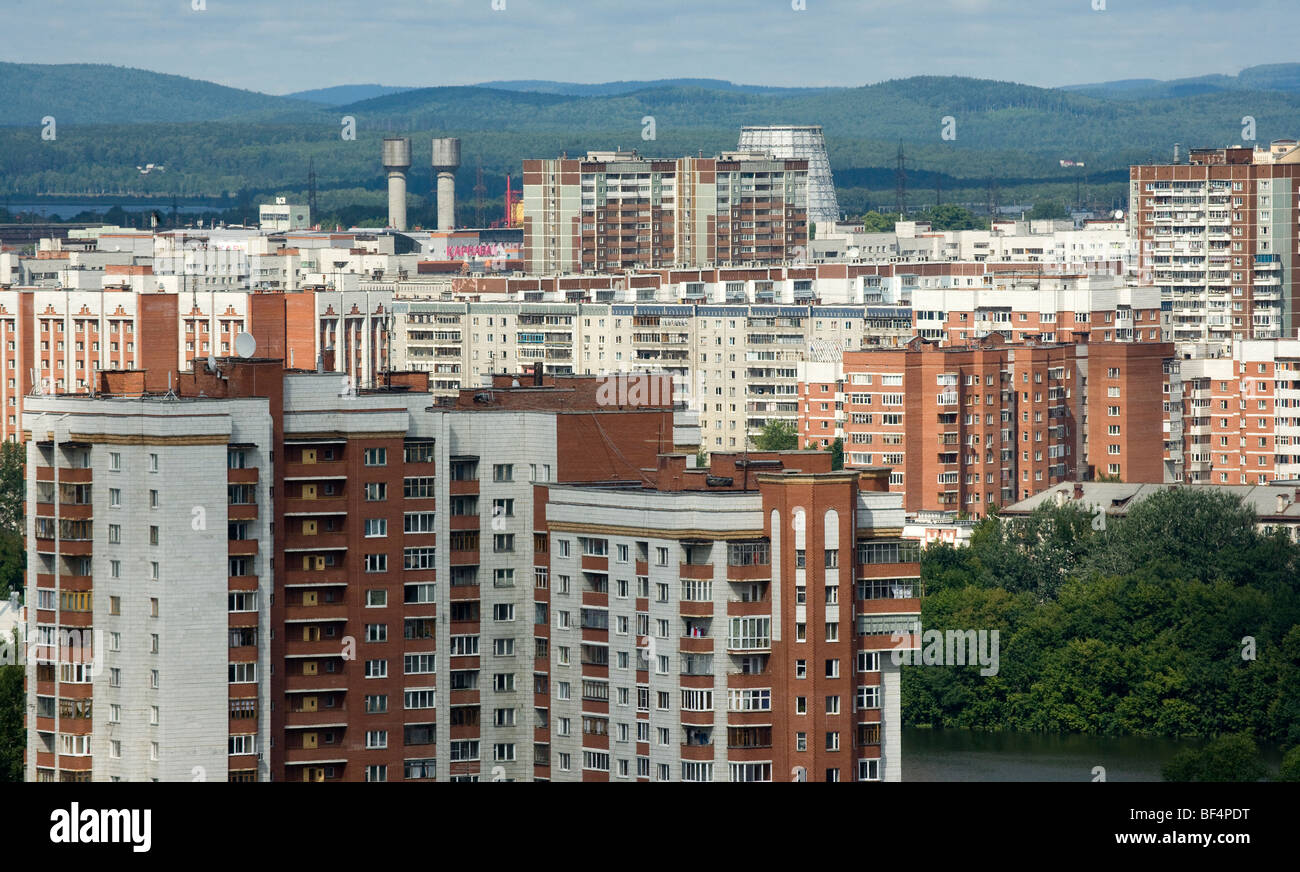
[
  {"left": 752, "top": 420, "right": 798, "bottom": 451},
  {"left": 0, "top": 442, "right": 21, "bottom": 595},
  {"left": 0, "top": 440, "right": 22, "bottom": 783},
  {"left": 904, "top": 490, "right": 1300, "bottom": 752},
  {"left": 1162, "top": 733, "right": 1268, "bottom": 782},
  {"left": 0, "top": 659, "right": 22, "bottom": 783}
]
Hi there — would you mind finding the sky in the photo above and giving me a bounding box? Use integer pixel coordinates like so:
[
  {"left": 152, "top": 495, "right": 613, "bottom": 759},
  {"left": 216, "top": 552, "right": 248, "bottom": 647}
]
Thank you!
[{"left": 3, "top": 0, "right": 1298, "bottom": 94}]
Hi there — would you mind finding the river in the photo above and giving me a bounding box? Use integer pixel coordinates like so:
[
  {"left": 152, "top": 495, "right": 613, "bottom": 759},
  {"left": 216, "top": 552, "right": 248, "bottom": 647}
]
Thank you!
[{"left": 902, "top": 726, "right": 1285, "bottom": 782}]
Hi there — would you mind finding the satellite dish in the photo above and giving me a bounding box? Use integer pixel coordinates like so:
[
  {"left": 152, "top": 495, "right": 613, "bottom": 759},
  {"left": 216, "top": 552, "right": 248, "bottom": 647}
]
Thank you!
[
  {"left": 234, "top": 332, "right": 257, "bottom": 359},
  {"left": 206, "top": 355, "right": 218, "bottom": 373},
  {"left": 847, "top": 247, "right": 861, "bottom": 259},
  {"left": 1113, "top": 210, "right": 1124, "bottom": 220}
]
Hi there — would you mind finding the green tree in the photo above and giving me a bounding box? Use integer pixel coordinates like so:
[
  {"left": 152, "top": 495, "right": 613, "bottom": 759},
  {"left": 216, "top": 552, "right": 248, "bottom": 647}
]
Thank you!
[
  {"left": 1279, "top": 745, "right": 1300, "bottom": 782},
  {"left": 826, "top": 437, "right": 843, "bottom": 470},
  {"left": 0, "top": 660, "right": 22, "bottom": 782},
  {"left": 1162, "top": 733, "right": 1268, "bottom": 782},
  {"left": 1028, "top": 200, "right": 1069, "bottom": 220},
  {"left": 921, "top": 203, "right": 985, "bottom": 231},
  {"left": 752, "top": 420, "right": 798, "bottom": 451},
  {"left": 0, "top": 440, "right": 23, "bottom": 533},
  {"left": 859, "top": 211, "right": 896, "bottom": 232}
]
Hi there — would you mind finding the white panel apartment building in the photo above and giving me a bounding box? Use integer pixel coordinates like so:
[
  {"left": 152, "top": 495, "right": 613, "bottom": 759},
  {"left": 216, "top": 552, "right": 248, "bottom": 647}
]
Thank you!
[
  {"left": 24, "top": 393, "right": 274, "bottom": 782},
  {"left": 389, "top": 301, "right": 913, "bottom": 449}
]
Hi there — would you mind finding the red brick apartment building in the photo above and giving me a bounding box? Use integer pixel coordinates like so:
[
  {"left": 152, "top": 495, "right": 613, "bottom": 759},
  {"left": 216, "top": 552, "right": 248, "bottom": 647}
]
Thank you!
[
  {"left": 23, "top": 362, "right": 918, "bottom": 782},
  {"left": 0, "top": 286, "right": 389, "bottom": 442},
  {"left": 797, "top": 335, "right": 1173, "bottom": 514}
]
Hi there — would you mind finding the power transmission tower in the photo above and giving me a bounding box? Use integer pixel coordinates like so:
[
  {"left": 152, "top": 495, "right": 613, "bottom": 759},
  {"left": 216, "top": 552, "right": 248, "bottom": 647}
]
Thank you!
[
  {"left": 894, "top": 143, "right": 907, "bottom": 218},
  {"left": 474, "top": 161, "right": 486, "bottom": 228},
  {"left": 307, "top": 158, "right": 318, "bottom": 218}
]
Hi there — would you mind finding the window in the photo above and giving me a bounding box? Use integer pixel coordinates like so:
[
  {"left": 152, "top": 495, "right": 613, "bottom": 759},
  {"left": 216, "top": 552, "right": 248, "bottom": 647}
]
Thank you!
[
  {"left": 109, "top": 488, "right": 121, "bottom": 508},
  {"left": 404, "top": 511, "right": 436, "bottom": 533},
  {"left": 364, "top": 554, "right": 388, "bottom": 573},
  {"left": 365, "top": 482, "right": 387, "bottom": 501},
  {"left": 404, "top": 547, "right": 436, "bottom": 570},
  {"left": 363, "top": 447, "right": 387, "bottom": 466},
  {"left": 228, "top": 662, "right": 257, "bottom": 683},
  {"left": 364, "top": 518, "right": 387, "bottom": 537},
  {"left": 404, "top": 477, "right": 436, "bottom": 499},
  {"left": 365, "top": 623, "right": 387, "bottom": 643},
  {"left": 493, "top": 464, "right": 513, "bottom": 482}
]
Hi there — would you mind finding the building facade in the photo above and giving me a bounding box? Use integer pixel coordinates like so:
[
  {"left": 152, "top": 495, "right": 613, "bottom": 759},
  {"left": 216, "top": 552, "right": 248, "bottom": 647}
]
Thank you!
[{"left": 522, "top": 151, "right": 809, "bottom": 273}]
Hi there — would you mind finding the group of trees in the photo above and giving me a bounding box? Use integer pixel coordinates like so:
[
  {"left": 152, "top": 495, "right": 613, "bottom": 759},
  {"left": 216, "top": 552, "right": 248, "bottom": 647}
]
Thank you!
[
  {"left": 907, "top": 489, "right": 1300, "bottom": 780},
  {"left": 0, "top": 440, "right": 22, "bottom": 783}
]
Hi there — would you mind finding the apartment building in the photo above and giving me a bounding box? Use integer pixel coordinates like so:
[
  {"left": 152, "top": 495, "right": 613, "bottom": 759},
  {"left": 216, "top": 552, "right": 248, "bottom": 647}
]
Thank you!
[
  {"left": 0, "top": 286, "right": 392, "bottom": 442},
  {"left": 911, "top": 271, "right": 1163, "bottom": 345},
  {"left": 23, "top": 351, "right": 923, "bottom": 782},
  {"left": 522, "top": 150, "right": 809, "bottom": 273},
  {"left": 1129, "top": 140, "right": 1300, "bottom": 345},
  {"left": 389, "top": 301, "right": 912, "bottom": 449},
  {"left": 22, "top": 362, "right": 682, "bottom": 782},
  {"left": 1170, "top": 337, "right": 1300, "bottom": 484},
  {"left": 543, "top": 454, "right": 920, "bottom": 782},
  {"left": 24, "top": 371, "right": 276, "bottom": 782},
  {"left": 797, "top": 335, "right": 1174, "bottom": 514},
  {"left": 814, "top": 219, "right": 1131, "bottom": 267}
]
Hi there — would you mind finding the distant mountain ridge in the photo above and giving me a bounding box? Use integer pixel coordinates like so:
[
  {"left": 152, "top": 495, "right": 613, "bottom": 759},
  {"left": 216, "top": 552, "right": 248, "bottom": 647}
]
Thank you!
[
  {"left": 0, "top": 62, "right": 314, "bottom": 124},
  {"left": 284, "top": 84, "right": 418, "bottom": 105},
  {"left": 1063, "top": 63, "right": 1300, "bottom": 99}
]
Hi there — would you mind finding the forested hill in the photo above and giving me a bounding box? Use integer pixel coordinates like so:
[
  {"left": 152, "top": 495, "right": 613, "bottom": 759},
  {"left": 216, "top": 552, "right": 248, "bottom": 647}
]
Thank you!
[{"left": 4, "top": 64, "right": 1300, "bottom": 214}]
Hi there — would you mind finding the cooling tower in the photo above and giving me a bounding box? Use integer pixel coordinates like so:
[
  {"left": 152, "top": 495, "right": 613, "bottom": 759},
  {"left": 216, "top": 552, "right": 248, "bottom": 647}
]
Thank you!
[{"left": 737, "top": 125, "right": 839, "bottom": 224}]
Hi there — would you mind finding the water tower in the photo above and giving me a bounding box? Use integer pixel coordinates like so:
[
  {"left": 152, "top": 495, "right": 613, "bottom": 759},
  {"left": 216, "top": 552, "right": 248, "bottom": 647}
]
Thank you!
[
  {"left": 432, "top": 137, "right": 461, "bottom": 231},
  {"left": 382, "top": 137, "right": 412, "bottom": 231}
]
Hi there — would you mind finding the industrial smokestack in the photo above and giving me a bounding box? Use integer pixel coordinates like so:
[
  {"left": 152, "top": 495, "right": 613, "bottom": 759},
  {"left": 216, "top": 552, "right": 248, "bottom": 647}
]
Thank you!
[
  {"left": 432, "top": 137, "right": 461, "bottom": 231},
  {"left": 382, "top": 137, "right": 412, "bottom": 231},
  {"left": 1173, "top": 142, "right": 1182, "bottom": 165}
]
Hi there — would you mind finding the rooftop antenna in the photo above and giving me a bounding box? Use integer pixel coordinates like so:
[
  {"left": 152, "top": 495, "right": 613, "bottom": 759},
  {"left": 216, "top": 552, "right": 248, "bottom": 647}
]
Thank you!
[{"left": 162, "top": 370, "right": 178, "bottom": 401}]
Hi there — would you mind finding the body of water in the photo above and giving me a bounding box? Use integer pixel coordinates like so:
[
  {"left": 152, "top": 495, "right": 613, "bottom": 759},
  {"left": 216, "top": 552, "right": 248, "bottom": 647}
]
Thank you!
[
  {"left": 903, "top": 727, "right": 1284, "bottom": 782},
  {"left": 3, "top": 201, "right": 221, "bottom": 219}
]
